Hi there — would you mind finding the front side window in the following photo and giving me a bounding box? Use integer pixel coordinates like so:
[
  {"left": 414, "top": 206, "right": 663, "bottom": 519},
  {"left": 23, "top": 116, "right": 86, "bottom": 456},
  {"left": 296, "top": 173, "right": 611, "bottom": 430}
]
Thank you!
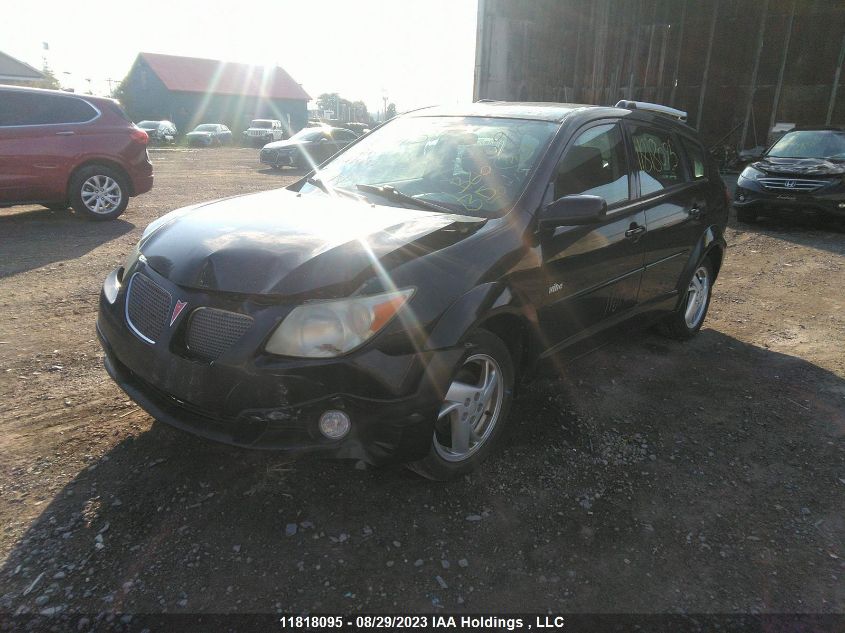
[
  {"left": 631, "top": 126, "right": 685, "bottom": 196},
  {"left": 300, "top": 115, "right": 559, "bottom": 217},
  {"left": 552, "top": 123, "right": 629, "bottom": 206}
]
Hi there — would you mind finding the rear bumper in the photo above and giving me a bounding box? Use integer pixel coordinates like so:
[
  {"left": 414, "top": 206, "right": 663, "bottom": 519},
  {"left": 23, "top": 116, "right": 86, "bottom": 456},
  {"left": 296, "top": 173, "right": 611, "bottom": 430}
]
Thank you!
[{"left": 96, "top": 266, "right": 461, "bottom": 465}]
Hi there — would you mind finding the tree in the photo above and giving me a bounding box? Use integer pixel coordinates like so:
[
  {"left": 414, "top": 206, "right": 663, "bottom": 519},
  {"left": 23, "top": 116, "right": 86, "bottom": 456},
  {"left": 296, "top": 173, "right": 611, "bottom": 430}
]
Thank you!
[{"left": 386, "top": 102, "right": 397, "bottom": 120}]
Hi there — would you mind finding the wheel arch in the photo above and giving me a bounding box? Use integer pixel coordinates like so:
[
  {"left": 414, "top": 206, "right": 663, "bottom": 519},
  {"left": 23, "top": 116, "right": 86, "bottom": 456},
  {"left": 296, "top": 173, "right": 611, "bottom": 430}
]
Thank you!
[
  {"left": 67, "top": 159, "right": 134, "bottom": 196},
  {"left": 425, "top": 282, "right": 538, "bottom": 379}
]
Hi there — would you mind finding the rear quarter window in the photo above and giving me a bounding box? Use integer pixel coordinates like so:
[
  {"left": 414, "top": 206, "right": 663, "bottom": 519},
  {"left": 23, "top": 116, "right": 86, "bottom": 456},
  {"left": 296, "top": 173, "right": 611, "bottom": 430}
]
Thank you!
[{"left": 680, "top": 137, "right": 707, "bottom": 179}]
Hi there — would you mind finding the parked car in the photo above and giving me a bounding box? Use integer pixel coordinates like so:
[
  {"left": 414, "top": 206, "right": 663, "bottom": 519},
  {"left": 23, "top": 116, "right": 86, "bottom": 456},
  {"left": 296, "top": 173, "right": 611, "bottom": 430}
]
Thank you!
[
  {"left": 242, "top": 119, "right": 284, "bottom": 146},
  {"left": 0, "top": 85, "right": 153, "bottom": 220},
  {"left": 137, "top": 120, "right": 177, "bottom": 144},
  {"left": 259, "top": 126, "right": 359, "bottom": 169},
  {"left": 185, "top": 123, "right": 232, "bottom": 147},
  {"left": 97, "top": 100, "right": 727, "bottom": 479},
  {"left": 734, "top": 127, "right": 845, "bottom": 222}
]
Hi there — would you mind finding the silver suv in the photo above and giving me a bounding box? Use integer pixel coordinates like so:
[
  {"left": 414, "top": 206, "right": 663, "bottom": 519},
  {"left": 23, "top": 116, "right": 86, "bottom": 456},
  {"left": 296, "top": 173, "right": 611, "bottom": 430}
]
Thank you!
[{"left": 242, "top": 119, "right": 284, "bottom": 146}]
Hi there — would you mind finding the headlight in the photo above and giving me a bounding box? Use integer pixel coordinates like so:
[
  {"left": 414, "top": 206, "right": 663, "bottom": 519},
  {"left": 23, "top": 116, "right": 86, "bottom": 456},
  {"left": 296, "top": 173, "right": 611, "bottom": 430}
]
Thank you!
[
  {"left": 265, "top": 289, "right": 414, "bottom": 358},
  {"left": 123, "top": 243, "right": 143, "bottom": 276},
  {"left": 739, "top": 166, "right": 764, "bottom": 181}
]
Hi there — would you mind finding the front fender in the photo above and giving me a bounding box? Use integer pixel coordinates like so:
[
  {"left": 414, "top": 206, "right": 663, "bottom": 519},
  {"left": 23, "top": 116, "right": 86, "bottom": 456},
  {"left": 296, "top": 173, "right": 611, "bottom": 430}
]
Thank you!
[{"left": 426, "top": 282, "right": 523, "bottom": 350}]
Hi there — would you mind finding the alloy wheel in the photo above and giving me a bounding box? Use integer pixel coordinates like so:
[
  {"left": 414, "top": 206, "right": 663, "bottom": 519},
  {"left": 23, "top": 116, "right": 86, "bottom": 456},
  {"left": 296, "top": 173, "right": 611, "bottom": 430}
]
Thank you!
[
  {"left": 434, "top": 353, "right": 504, "bottom": 462},
  {"left": 80, "top": 175, "right": 122, "bottom": 215},
  {"left": 684, "top": 265, "right": 710, "bottom": 329}
]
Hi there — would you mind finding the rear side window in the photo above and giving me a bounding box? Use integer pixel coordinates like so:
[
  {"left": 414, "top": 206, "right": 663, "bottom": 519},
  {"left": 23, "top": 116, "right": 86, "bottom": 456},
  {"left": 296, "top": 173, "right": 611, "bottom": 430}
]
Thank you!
[
  {"left": 681, "top": 137, "right": 707, "bottom": 179},
  {"left": 334, "top": 129, "right": 357, "bottom": 141},
  {"left": 552, "top": 123, "right": 629, "bottom": 206},
  {"left": 0, "top": 91, "right": 97, "bottom": 126},
  {"left": 631, "top": 126, "right": 685, "bottom": 195}
]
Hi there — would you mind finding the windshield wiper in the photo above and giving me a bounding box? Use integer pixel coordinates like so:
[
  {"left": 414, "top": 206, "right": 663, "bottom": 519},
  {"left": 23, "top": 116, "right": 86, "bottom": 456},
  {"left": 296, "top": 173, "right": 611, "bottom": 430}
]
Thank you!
[
  {"left": 306, "top": 177, "right": 362, "bottom": 200},
  {"left": 356, "top": 184, "right": 456, "bottom": 214}
]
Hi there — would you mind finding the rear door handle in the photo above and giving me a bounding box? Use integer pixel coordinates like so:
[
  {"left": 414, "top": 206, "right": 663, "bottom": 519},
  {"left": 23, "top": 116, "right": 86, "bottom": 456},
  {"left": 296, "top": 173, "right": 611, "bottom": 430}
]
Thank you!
[
  {"left": 55, "top": 131, "right": 75, "bottom": 136},
  {"left": 625, "top": 224, "right": 646, "bottom": 239}
]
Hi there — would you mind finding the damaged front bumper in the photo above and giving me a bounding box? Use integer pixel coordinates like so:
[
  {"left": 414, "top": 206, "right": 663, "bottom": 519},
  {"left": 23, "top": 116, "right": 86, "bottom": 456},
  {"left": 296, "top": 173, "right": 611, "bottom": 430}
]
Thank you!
[{"left": 96, "top": 264, "right": 462, "bottom": 465}]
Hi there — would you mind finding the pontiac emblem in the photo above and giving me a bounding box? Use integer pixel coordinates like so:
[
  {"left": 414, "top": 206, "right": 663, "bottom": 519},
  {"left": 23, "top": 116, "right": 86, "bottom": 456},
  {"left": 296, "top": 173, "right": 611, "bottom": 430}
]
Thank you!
[{"left": 170, "top": 300, "right": 188, "bottom": 326}]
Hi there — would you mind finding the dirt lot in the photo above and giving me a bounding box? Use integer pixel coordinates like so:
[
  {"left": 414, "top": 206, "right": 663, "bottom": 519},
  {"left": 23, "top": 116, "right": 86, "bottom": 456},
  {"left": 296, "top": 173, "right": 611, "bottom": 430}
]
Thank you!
[{"left": 1, "top": 148, "right": 843, "bottom": 621}]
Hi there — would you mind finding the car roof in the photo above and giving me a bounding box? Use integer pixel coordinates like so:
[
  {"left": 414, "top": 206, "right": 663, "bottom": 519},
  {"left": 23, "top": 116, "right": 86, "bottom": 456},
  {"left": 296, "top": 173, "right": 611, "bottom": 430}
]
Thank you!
[
  {"left": 0, "top": 83, "right": 119, "bottom": 108},
  {"left": 405, "top": 100, "right": 701, "bottom": 135},
  {"left": 409, "top": 101, "right": 591, "bottom": 122}
]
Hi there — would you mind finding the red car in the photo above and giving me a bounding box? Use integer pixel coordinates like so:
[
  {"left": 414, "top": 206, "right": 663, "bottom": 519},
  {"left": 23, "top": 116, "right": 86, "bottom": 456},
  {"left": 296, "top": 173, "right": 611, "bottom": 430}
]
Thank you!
[{"left": 0, "top": 85, "right": 153, "bottom": 220}]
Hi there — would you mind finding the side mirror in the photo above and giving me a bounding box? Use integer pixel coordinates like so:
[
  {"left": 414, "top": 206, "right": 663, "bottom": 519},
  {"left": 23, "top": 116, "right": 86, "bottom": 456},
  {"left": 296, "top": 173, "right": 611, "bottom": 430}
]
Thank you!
[{"left": 538, "top": 195, "right": 607, "bottom": 230}]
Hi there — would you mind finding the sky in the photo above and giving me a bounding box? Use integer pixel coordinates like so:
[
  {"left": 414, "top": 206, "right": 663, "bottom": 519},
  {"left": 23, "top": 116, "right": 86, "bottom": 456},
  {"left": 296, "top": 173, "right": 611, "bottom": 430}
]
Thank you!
[{"left": 1, "top": 0, "right": 479, "bottom": 115}]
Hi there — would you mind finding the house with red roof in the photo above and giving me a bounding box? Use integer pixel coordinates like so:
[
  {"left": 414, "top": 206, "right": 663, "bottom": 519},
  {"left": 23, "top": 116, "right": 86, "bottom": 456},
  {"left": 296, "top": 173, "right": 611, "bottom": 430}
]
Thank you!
[{"left": 118, "top": 52, "right": 310, "bottom": 134}]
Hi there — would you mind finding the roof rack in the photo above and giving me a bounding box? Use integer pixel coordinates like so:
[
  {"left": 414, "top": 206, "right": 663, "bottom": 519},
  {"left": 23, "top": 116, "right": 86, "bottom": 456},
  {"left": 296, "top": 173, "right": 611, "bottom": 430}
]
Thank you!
[{"left": 615, "top": 100, "right": 687, "bottom": 122}]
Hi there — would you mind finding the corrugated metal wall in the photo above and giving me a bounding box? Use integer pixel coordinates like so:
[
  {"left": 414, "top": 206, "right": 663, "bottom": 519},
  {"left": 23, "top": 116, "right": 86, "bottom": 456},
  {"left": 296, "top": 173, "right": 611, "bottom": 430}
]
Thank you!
[{"left": 473, "top": 0, "right": 845, "bottom": 149}]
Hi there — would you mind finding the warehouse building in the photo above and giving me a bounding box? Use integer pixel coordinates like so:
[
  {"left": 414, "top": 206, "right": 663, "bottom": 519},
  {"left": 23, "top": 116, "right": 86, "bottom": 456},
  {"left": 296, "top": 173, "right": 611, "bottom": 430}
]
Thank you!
[
  {"left": 117, "top": 52, "right": 310, "bottom": 133},
  {"left": 474, "top": 0, "right": 845, "bottom": 150}
]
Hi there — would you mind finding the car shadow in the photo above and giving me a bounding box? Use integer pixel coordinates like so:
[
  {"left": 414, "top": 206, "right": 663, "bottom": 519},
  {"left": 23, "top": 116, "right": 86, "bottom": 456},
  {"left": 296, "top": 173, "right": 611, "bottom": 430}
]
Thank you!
[
  {"left": 0, "top": 207, "right": 134, "bottom": 279},
  {"left": 1, "top": 330, "right": 842, "bottom": 617},
  {"left": 729, "top": 208, "right": 845, "bottom": 256}
]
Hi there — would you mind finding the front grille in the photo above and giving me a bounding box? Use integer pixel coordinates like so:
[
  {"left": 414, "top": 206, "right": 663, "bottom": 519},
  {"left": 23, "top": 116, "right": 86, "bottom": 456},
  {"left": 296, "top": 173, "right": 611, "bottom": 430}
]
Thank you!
[
  {"left": 757, "top": 177, "right": 831, "bottom": 192},
  {"left": 260, "top": 148, "right": 276, "bottom": 162},
  {"left": 186, "top": 308, "right": 253, "bottom": 361},
  {"left": 125, "top": 273, "right": 172, "bottom": 344}
]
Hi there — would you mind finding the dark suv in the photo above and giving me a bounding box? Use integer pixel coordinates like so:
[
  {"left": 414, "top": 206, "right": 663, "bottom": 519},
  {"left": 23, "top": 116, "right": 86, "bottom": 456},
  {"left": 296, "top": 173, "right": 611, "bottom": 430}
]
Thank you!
[
  {"left": 0, "top": 85, "right": 153, "bottom": 220},
  {"left": 734, "top": 127, "right": 845, "bottom": 222},
  {"left": 97, "top": 100, "right": 728, "bottom": 479}
]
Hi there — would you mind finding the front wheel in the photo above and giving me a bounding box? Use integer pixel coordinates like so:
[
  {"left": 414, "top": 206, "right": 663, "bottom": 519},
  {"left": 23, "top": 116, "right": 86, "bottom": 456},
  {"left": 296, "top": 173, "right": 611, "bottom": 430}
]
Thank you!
[
  {"left": 657, "top": 259, "right": 714, "bottom": 340},
  {"left": 69, "top": 165, "right": 129, "bottom": 221},
  {"left": 408, "top": 329, "right": 515, "bottom": 481}
]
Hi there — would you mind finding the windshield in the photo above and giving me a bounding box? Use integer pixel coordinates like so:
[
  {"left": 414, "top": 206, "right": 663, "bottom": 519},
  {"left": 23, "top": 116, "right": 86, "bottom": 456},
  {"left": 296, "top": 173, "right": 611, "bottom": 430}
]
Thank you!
[
  {"left": 137, "top": 121, "right": 158, "bottom": 129},
  {"left": 194, "top": 124, "right": 218, "bottom": 132},
  {"left": 300, "top": 116, "right": 558, "bottom": 217},
  {"left": 291, "top": 128, "right": 326, "bottom": 142},
  {"left": 767, "top": 130, "right": 845, "bottom": 159},
  {"left": 251, "top": 120, "right": 272, "bottom": 129}
]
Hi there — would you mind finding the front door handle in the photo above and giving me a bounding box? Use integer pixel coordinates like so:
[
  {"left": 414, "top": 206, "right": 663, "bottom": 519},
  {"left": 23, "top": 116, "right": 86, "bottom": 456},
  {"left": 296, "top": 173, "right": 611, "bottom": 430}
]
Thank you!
[
  {"left": 689, "top": 206, "right": 703, "bottom": 220},
  {"left": 625, "top": 224, "right": 646, "bottom": 239},
  {"left": 55, "top": 131, "right": 75, "bottom": 136}
]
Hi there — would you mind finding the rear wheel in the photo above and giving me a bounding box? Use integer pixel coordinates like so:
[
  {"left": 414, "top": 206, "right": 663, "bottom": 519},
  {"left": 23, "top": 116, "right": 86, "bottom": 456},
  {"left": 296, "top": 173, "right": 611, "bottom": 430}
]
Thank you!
[
  {"left": 69, "top": 165, "right": 129, "bottom": 221},
  {"left": 657, "top": 259, "right": 714, "bottom": 340},
  {"left": 408, "top": 329, "right": 515, "bottom": 481},
  {"left": 736, "top": 207, "right": 758, "bottom": 223}
]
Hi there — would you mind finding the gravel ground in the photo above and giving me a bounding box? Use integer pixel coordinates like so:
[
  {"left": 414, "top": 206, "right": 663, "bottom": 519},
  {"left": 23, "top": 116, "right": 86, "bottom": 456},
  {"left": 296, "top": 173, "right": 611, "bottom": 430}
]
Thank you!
[{"left": 0, "top": 148, "right": 843, "bottom": 622}]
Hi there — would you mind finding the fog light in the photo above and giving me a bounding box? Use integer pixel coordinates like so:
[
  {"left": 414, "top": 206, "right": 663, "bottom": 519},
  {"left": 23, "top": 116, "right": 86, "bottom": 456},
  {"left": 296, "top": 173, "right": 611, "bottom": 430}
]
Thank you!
[{"left": 319, "top": 410, "right": 350, "bottom": 439}]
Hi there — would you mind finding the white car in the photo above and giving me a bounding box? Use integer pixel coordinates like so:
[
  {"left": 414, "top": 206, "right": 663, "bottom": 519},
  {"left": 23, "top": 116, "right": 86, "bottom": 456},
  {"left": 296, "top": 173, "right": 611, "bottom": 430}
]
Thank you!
[{"left": 242, "top": 119, "right": 284, "bottom": 146}]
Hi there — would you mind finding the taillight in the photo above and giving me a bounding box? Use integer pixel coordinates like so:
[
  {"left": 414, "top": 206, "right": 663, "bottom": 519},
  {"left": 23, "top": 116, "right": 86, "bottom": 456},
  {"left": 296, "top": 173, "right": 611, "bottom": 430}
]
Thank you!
[{"left": 130, "top": 128, "right": 149, "bottom": 145}]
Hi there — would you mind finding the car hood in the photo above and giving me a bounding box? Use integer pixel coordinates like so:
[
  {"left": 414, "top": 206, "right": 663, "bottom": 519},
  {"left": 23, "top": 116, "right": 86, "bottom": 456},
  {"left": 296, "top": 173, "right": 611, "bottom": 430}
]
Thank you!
[
  {"left": 187, "top": 131, "right": 212, "bottom": 136},
  {"left": 753, "top": 156, "right": 845, "bottom": 176},
  {"left": 139, "top": 188, "right": 485, "bottom": 297},
  {"left": 262, "top": 139, "right": 309, "bottom": 150}
]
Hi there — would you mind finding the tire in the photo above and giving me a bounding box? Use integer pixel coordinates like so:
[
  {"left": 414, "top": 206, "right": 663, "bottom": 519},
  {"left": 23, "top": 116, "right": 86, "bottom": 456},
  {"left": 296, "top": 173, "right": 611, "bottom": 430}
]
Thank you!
[
  {"left": 69, "top": 165, "right": 130, "bottom": 221},
  {"left": 408, "top": 329, "right": 515, "bottom": 481},
  {"left": 736, "top": 207, "right": 758, "bottom": 223},
  {"left": 657, "top": 258, "right": 714, "bottom": 340}
]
